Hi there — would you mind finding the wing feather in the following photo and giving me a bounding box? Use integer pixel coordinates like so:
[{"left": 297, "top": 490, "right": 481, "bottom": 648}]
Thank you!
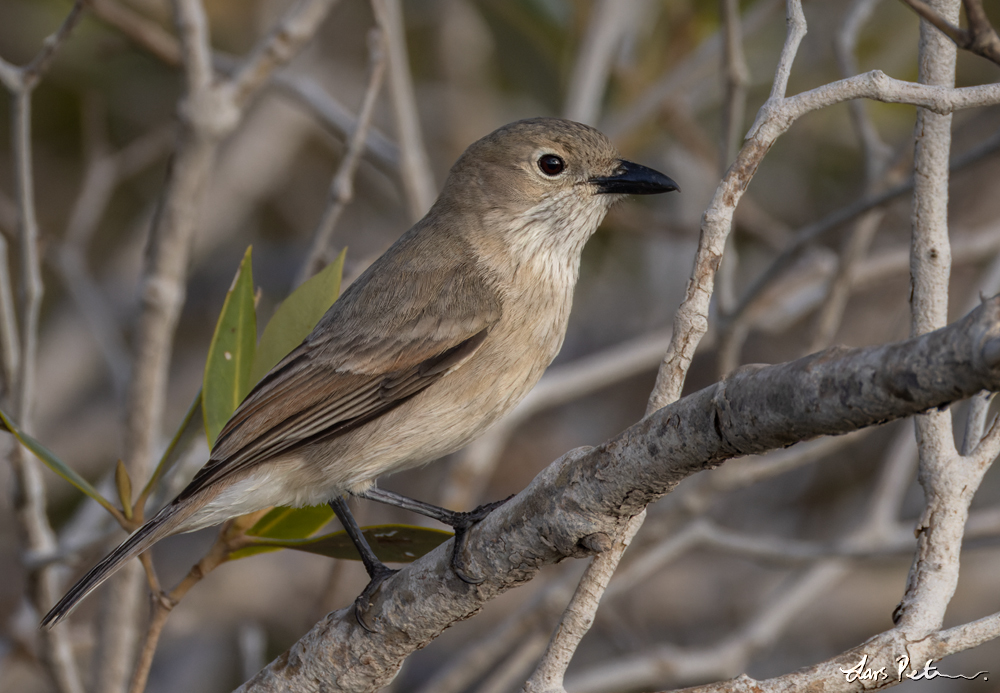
[{"left": 178, "top": 227, "right": 502, "bottom": 501}]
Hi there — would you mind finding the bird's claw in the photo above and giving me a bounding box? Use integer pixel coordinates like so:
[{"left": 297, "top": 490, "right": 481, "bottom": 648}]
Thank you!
[
  {"left": 353, "top": 564, "right": 398, "bottom": 633},
  {"left": 449, "top": 494, "right": 514, "bottom": 584}
]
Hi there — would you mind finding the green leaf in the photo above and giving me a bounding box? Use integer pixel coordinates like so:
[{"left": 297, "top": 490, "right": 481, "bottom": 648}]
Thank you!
[
  {"left": 227, "top": 504, "right": 335, "bottom": 559},
  {"left": 251, "top": 504, "right": 334, "bottom": 539},
  {"left": 249, "top": 249, "right": 345, "bottom": 386},
  {"left": 115, "top": 460, "right": 133, "bottom": 520},
  {"left": 231, "top": 524, "right": 453, "bottom": 563},
  {"left": 0, "top": 407, "right": 120, "bottom": 517},
  {"left": 138, "top": 389, "right": 204, "bottom": 510},
  {"left": 203, "top": 247, "right": 257, "bottom": 448}
]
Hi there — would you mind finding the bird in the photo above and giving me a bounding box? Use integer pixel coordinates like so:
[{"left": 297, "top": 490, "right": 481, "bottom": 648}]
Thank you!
[{"left": 42, "top": 117, "right": 678, "bottom": 628}]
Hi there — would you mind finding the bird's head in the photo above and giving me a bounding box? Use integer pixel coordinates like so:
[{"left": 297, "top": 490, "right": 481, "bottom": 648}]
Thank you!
[{"left": 435, "top": 118, "right": 678, "bottom": 259}]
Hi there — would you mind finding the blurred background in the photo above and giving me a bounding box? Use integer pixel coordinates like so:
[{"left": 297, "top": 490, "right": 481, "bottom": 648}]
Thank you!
[{"left": 2, "top": 0, "right": 1000, "bottom": 691}]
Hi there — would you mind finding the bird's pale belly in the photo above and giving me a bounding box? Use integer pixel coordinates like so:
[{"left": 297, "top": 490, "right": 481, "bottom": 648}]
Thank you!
[{"left": 194, "top": 329, "right": 561, "bottom": 523}]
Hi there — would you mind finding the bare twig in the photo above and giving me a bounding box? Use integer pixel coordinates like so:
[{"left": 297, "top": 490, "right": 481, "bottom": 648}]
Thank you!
[
  {"left": 720, "top": 0, "right": 751, "bottom": 171},
  {"left": 225, "top": 0, "right": 340, "bottom": 108},
  {"left": 87, "top": 0, "right": 183, "bottom": 65},
  {"left": 0, "top": 5, "right": 87, "bottom": 692},
  {"left": 563, "top": 0, "right": 646, "bottom": 126},
  {"left": 603, "top": 0, "right": 783, "bottom": 138},
  {"left": 727, "top": 124, "right": 1000, "bottom": 328},
  {"left": 127, "top": 521, "right": 253, "bottom": 693},
  {"left": 806, "top": 0, "right": 892, "bottom": 353},
  {"left": 523, "top": 512, "right": 645, "bottom": 693},
  {"left": 18, "top": 1, "right": 86, "bottom": 88},
  {"left": 273, "top": 73, "right": 399, "bottom": 176},
  {"left": 715, "top": 0, "right": 752, "bottom": 319},
  {"left": 97, "top": 1, "right": 337, "bottom": 689},
  {"left": 298, "top": 24, "right": 387, "bottom": 284},
  {"left": 899, "top": 0, "right": 1000, "bottom": 65},
  {"left": 0, "top": 234, "right": 19, "bottom": 388},
  {"left": 647, "top": 0, "right": 809, "bottom": 413},
  {"left": 371, "top": 0, "right": 435, "bottom": 220},
  {"left": 837, "top": 0, "right": 894, "bottom": 181},
  {"left": 56, "top": 105, "right": 174, "bottom": 395}
]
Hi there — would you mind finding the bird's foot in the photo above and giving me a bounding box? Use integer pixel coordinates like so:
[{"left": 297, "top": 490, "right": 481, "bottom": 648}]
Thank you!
[
  {"left": 449, "top": 495, "right": 514, "bottom": 584},
  {"left": 354, "top": 563, "right": 398, "bottom": 633}
]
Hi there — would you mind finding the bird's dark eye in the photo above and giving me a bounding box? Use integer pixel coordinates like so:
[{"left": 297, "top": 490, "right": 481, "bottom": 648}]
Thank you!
[{"left": 538, "top": 154, "right": 565, "bottom": 176}]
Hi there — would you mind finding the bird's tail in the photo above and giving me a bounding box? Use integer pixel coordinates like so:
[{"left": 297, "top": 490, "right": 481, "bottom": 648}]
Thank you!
[{"left": 41, "top": 501, "right": 192, "bottom": 628}]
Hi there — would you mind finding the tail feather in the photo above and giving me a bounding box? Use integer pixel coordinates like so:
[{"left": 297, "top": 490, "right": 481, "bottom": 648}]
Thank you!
[{"left": 41, "top": 503, "right": 189, "bottom": 628}]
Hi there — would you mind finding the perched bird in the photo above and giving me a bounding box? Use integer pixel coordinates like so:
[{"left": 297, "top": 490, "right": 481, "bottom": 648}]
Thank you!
[{"left": 42, "top": 117, "right": 677, "bottom": 628}]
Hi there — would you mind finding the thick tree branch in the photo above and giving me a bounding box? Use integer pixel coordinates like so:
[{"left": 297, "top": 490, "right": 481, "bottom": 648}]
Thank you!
[{"left": 239, "top": 296, "right": 1000, "bottom": 693}]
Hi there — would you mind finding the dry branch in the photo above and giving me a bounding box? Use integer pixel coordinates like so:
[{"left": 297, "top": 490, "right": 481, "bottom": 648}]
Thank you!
[
  {"left": 239, "top": 296, "right": 1000, "bottom": 692},
  {"left": 899, "top": 0, "right": 1000, "bottom": 65}
]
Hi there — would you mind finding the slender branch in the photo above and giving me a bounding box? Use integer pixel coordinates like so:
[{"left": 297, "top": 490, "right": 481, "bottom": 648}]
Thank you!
[
  {"left": 20, "top": 0, "right": 86, "bottom": 88},
  {"left": 899, "top": 0, "right": 1000, "bottom": 65},
  {"left": 128, "top": 524, "right": 247, "bottom": 693},
  {"left": 806, "top": 0, "right": 892, "bottom": 353},
  {"left": 273, "top": 73, "right": 399, "bottom": 176},
  {"left": 98, "top": 1, "right": 338, "bottom": 686},
  {"left": 226, "top": 0, "right": 340, "bottom": 108},
  {"left": 86, "top": 0, "right": 183, "bottom": 65},
  {"left": 563, "top": 0, "right": 644, "bottom": 125},
  {"left": 0, "top": 234, "right": 19, "bottom": 386},
  {"left": 371, "top": 0, "right": 435, "bottom": 220},
  {"left": 522, "top": 511, "right": 645, "bottom": 693},
  {"left": 726, "top": 124, "right": 1000, "bottom": 329},
  {"left": 297, "top": 23, "right": 387, "bottom": 284},
  {"left": 603, "top": 0, "right": 782, "bottom": 138},
  {"left": 0, "top": 7, "right": 87, "bottom": 691},
  {"left": 769, "top": 0, "right": 807, "bottom": 101},
  {"left": 239, "top": 297, "right": 1000, "bottom": 691},
  {"left": 715, "top": 0, "right": 751, "bottom": 318},
  {"left": 647, "top": 0, "right": 809, "bottom": 413},
  {"left": 8, "top": 86, "right": 84, "bottom": 693}
]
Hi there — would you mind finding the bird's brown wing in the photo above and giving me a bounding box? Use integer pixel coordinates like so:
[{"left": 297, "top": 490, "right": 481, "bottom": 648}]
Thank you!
[{"left": 179, "top": 230, "right": 503, "bottom": 500}]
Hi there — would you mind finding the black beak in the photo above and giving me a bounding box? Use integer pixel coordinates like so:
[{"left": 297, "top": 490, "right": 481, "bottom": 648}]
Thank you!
[{"left": 591, "top": 160, "right": 679, "bottom": 195}]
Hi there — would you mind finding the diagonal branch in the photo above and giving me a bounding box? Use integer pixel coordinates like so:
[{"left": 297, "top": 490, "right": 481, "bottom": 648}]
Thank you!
[
  {"left": 646, "top": 66, "right": 1000, "bottom": 414},
  {"left": 899, "top": 0, "right": 1000, "bottom": 65},
  {"left": 297, "top": 22, "right": 388, "bottom": 284},
  {"left": 238, "top": 295, "right": 1000, "bottom": 692}
]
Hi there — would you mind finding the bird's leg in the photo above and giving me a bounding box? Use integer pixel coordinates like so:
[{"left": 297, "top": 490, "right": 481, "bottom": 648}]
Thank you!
[
  {"left": 357, "top": 487, "right": 513, "bottom": 584},
  {"left": 328, "top": 495, "right": 396, "bottom": 632}
]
